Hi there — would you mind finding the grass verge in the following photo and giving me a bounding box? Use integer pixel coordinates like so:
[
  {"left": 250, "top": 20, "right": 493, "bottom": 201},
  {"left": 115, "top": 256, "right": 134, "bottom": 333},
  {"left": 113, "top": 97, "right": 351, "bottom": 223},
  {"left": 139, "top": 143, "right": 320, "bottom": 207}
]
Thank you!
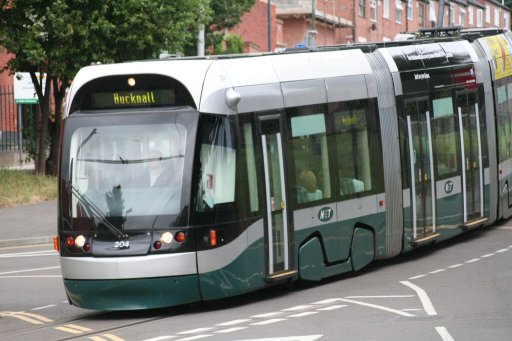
[{"left": 0, "top": 169, "right": 57, "bottom": 208}]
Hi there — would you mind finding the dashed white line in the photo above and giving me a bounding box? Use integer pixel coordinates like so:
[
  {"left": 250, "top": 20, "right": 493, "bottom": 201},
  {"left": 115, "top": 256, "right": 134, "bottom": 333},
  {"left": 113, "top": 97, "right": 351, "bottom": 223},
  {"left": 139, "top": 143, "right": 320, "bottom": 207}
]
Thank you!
[
  {"left": 250, "top": 318, "right": 287, "bottom": 326},
  {"left": 142, "top": 336, "right": 175, "bottom": 341},
  {"left": 481, "top": 253, "right": 494, "bottom": 258},
  {"left": 447, "top": 264, "right": 463, "bottom": 269},
  {"left": 429, "top": 269, "right": 446, "bottom": 274},
  {"left": 215, "top": 327, "right": 247, "bottom": 334},
  {"left": 288, "top": 312, "right": 318, "bottom": 318},
  {"left": 216, "top": 319, "right": 251, "bottom": 326},
  {"left": 465, "top": 258, "right": 480, "bottom": 263},
  {"left": 345, "top": 295, "right": 414, "bottom": 298},
  {"left": 408, "top": 274, "right": 427, "bottom": 280},
  {"left": 251, "top": 312, "right": 282, "bottom": 318},
  {"left": 316, "top": 304, "right": 347, "bottom": 311},
  {"left": 281, "top": 305, "right": 312, "bottom": 312},
  {"left": 400, "top": 281, "right": 437, "bottom": 316},
  {"left": 435, "top": 326, "right": 455, "bottom": 341},
  {"left": 0, "top": 266, "right": 60, "bottom": 275},
  {"left": 496, "top": 248, "right": 508, "bottom": 253}
]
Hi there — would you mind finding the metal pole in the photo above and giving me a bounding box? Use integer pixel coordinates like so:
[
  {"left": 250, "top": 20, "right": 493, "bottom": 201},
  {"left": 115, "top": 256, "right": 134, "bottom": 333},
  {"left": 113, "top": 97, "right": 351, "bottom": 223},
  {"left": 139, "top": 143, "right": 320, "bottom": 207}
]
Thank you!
[
  {"left": 268, "top": 0, "right": 272, "bottom": 51},
  {"left": 197, "top": 26, "right": 205, "bottom": 57},
  {"left": 17, "top": 104, "right": 23, "bottom": 165}
]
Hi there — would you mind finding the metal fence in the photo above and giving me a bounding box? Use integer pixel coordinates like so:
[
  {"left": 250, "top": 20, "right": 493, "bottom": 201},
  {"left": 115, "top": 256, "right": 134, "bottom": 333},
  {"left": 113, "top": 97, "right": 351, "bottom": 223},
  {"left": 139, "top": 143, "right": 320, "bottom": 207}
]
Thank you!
[
  {"left": 0, "top": 85, "right": 19, "bottom": 152},
  {"left": 0, "top": 85, "right": 38, "bottom": 153}
]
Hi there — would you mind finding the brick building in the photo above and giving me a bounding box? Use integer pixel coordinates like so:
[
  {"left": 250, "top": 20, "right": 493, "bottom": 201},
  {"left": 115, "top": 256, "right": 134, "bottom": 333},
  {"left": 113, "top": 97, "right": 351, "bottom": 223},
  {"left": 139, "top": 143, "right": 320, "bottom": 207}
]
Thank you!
[{"left": 231, "top": 0, "right": 512, "bottom": 50}]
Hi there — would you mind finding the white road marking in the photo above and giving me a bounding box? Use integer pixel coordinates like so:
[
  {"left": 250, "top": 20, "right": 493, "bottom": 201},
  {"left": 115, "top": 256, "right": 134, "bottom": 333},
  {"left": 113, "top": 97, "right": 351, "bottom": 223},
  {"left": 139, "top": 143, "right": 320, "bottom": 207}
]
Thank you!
[
  {"left": 435, "top": 326, "right": 455, "bottom": 341},
  {"left": 177, "top": 328, "right": 213, "bottom": 335},
  {"left": 232, "top": 336, "right": 323, "bottom": 341},
  {"left": 496, "top": 248, "right": 508, "bottom": 253},
  {"left": 429, "top": 269, "right": 446, "bottom": 274},
  {"left": 251, "top": 312, "right": 282, "bottom": 318},
  {"left": 401, "top": 308, "right": 423, "bottom": 311},
  {"left": 337, "top": 298, "right": 415, "bottom": 317},
  {"left": 316, "top": 305, "right": 347, "bottom": 311},
  {"left": 215, "top": 327, "right": 247, "bottom": 333},
  {"left": 408, "top": 274, "right": 426, "bottom": 280},
  {"left": 287, "top": 312, "right": 318, "bottom": 318},
  {"left": 216, "top": 319, "right": 251, "bottom": 326},
  {"left": 345, "top": 295, "right": 414, "bottom": 298},
  {"left": 281, "top": 305, "right": 312, "bottom": 312},
  {"left": 400, "top": 281, "right": 437, "bottom": 316},
  {"left": 32, "top": 304, "right": 57, "bottom": 311},
  {"left": 142, "top": 336, "right": 175, "bottom": 341},
  {"left": 0, "top": 275, "right": 62, "bottom": 278},
  {"left": 481, "top": 253, "right": 494, "bottom": 258},
  {"left": 250, "top": 318, "right": 287, "bottom": 326},
  {"left": 0, "top": 266, "right": 60, "bottom": 275},
  {"left": 447, "top": 264, "right": 463, "bottom": 269},
  {"left": 465, "top": 258, "right": 480, "bottom": 263}
]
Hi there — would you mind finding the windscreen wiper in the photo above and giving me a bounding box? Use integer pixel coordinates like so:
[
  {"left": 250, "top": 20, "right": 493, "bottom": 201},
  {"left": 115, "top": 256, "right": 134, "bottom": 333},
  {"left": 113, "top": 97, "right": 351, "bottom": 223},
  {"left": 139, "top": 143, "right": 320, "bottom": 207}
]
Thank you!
[{"left": 71, "top": 185, "right": 128, "bottom": 239}]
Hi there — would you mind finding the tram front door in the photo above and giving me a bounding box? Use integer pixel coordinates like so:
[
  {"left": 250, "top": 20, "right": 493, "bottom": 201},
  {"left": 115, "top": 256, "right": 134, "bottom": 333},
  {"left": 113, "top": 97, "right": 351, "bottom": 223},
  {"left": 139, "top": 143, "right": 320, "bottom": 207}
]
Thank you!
[
  {"left": 456, "top": 91, "right": 486, "bottom": 226},
  {"left": 258, "top": 115, "right": 295, "bottom": 281},
  {"left": 403, "top": 97, "right": 439, "bottom": 243}
]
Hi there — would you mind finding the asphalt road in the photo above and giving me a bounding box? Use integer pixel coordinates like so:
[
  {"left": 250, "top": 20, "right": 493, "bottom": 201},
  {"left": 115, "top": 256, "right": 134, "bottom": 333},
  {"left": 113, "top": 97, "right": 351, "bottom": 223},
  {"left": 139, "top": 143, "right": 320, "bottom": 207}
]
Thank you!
[{"left": 1, "top": 218, "right": 512, "bottom": 341}]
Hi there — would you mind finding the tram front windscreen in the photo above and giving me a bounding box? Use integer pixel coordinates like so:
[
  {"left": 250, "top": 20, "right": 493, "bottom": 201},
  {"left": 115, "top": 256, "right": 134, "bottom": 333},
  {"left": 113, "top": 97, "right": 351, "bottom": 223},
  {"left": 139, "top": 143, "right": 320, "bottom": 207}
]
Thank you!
[{"left": 59, "top": 110, "right": 198, "bottom": 235}]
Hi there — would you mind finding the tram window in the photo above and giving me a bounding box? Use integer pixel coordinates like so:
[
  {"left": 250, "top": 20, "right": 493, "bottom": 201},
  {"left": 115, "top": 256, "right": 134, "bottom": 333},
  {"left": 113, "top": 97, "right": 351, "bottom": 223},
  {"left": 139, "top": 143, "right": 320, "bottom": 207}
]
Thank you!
[
  {"left": 497, "top": 82, "right": 512, "bottom": 161},
  {"left": 287, "top": 106, "right": 331, "bottom": 205},
  {"left": 432, "top": 96, "right": 459, "bottom": 177},
  {"left": 195, "top": 115, "right": 237, "bottom": 213},
  {"left": 330, "top": 99, "right": 383, "bottom": 198},
  {"left": 242, "top": 121, "right": 259, "bottom": 213}
]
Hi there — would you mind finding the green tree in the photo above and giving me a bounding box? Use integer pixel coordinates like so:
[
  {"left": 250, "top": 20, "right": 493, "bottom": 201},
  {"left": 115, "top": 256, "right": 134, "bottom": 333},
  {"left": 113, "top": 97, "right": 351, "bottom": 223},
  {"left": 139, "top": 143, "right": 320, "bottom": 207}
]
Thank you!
[{"left": 0, "top": 0, "right": 210, "bottom": 174}]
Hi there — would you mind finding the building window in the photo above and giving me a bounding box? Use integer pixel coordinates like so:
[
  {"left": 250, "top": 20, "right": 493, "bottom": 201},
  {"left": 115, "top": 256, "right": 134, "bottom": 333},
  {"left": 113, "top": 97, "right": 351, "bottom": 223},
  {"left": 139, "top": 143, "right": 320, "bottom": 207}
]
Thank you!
[
  {"left": 407, "top": 0, "right": 413, "bottom": 21},
  {"left": 429, "top": 1, "right": 436, "bottom": 23},
  {"left": 459, "top": 9, "right": 465, "bottom": 26},
  {"left": 418, "top": 2, "right": 425, "bottom": 27},
  {"left": 468, "top": 6, "right": 474, "bottom": 25},
  {"left": 450, "top": 4, "right": 455, "bottom": 25},
  {"left": 370, "top": 0, "right": 377, "bottom": 21},
  {"left": 495, "top": 8, "right": 500, "bottom": 26},
  {"left": 396, "top": 0, "right": 403, "bottom": 23},
  {"left": 359, "top": 0, "right": 366, "bottom": 17},
  {"left": 505, "top": 13, "right": 509, "bottom": 29},
  {"left": 486, "top": 5, "right": 491, "bottom": 23},
  {"left": 478, "top": 8, "right": 483, "bottom": 27},
  {"left": 383, "top": 0, "right": 390, "bottom": 18}
]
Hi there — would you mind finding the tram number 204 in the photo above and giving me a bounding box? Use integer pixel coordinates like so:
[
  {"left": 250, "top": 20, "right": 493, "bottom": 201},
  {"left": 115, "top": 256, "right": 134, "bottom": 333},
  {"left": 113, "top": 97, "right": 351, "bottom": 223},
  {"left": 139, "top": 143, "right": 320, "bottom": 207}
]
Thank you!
[{"left": 114, "top": 241, "right": 130, "bottom": 249}]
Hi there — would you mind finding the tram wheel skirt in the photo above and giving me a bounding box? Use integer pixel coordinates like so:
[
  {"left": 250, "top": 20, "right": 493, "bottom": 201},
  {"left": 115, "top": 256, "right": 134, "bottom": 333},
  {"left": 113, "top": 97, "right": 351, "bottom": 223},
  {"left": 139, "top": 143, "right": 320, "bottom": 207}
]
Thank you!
[{"left": 63, "top": 275, "right": 200, "bottom": 310}]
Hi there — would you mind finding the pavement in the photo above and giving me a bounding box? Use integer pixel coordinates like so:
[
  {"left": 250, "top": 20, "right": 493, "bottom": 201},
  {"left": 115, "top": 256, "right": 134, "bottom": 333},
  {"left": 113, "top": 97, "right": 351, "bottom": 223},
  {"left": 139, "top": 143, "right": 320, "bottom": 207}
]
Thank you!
[{"left": 0, "top": 200, "right": 57, "bottom": 248}]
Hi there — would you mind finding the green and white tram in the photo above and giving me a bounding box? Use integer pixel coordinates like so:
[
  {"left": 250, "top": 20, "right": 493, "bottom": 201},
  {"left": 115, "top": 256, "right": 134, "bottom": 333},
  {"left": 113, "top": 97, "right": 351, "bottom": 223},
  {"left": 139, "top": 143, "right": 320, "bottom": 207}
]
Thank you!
[{"left": 57, "top": 28, "right": 512, "bottom": 310}]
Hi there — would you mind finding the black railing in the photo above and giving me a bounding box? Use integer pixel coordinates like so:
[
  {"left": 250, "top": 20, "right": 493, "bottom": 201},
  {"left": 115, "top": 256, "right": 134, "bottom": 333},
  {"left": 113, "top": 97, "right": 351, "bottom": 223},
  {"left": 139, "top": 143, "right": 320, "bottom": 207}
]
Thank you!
[{"left": 0, "top": 85, "right": 19, "bottom": 152}]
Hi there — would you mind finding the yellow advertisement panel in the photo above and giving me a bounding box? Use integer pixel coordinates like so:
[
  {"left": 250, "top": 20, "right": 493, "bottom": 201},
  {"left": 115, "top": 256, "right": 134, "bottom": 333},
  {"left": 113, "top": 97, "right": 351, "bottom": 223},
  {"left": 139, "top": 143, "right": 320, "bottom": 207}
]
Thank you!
[{"left": 482, "top": 35, "right": 512, "bottom": 80}]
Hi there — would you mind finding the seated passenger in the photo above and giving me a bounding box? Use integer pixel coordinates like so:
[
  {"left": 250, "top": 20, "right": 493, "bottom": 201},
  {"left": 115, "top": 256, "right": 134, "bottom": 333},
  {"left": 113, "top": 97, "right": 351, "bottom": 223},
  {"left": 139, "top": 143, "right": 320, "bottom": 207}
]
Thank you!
[{"left": 298, "top": 170, "right": 323, "bottom": 202}]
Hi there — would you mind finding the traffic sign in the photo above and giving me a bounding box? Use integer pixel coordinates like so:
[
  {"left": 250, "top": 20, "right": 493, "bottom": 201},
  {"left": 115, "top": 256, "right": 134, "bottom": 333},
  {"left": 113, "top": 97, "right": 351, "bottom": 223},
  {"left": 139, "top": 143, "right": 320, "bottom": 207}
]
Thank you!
[{"left": 14, "top": 72, "right": 46, "bottom": 104}]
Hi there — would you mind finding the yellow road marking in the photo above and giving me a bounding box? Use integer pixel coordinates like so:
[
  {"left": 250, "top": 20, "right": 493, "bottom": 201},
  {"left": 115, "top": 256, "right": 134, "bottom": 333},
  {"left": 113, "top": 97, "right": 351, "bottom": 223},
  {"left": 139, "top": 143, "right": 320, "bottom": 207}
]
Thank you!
[
  {"left": 0, "top": 311, "right": 53, "bottom": 325},
  {"left": 54, "top": 324, "right": 93, "bottom": 334}
]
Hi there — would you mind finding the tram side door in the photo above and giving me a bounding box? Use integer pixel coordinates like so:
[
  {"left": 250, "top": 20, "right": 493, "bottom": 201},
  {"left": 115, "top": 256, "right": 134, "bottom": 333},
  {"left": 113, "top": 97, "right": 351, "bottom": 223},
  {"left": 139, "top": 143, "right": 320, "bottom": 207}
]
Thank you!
[
  {"left": 456, "top": 91, "right": 485, "bottom": 225},
  {"left": 404, "top": 96, "right": 438, "bottom": 242},
  {"left": 258, "top": 114, "right": 295, "bottom": 280}
]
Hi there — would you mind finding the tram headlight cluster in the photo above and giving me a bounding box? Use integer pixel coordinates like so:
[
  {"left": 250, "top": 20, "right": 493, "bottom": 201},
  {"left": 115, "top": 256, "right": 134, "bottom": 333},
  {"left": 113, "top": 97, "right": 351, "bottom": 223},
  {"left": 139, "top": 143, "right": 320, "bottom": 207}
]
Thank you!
[
  {"left": 64, "top": 234, "right": 91, "bottom": 253},
  {"left": 152, "top": 230, "right": 187, "bottom": 250}
]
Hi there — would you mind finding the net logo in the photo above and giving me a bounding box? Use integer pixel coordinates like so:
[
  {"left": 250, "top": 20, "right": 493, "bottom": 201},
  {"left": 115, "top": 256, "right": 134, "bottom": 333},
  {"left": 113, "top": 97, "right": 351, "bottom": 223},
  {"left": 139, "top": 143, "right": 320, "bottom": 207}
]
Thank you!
[{"left": 318, "top": 207, "right": 334, "bottom": 222}]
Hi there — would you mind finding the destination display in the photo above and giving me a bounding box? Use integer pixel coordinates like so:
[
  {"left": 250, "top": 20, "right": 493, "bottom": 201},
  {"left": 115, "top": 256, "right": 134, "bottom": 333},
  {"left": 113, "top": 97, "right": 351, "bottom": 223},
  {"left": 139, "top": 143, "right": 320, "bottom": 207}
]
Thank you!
[{"left": 90, "top": 89, "right": 175, "bottom": 109}]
